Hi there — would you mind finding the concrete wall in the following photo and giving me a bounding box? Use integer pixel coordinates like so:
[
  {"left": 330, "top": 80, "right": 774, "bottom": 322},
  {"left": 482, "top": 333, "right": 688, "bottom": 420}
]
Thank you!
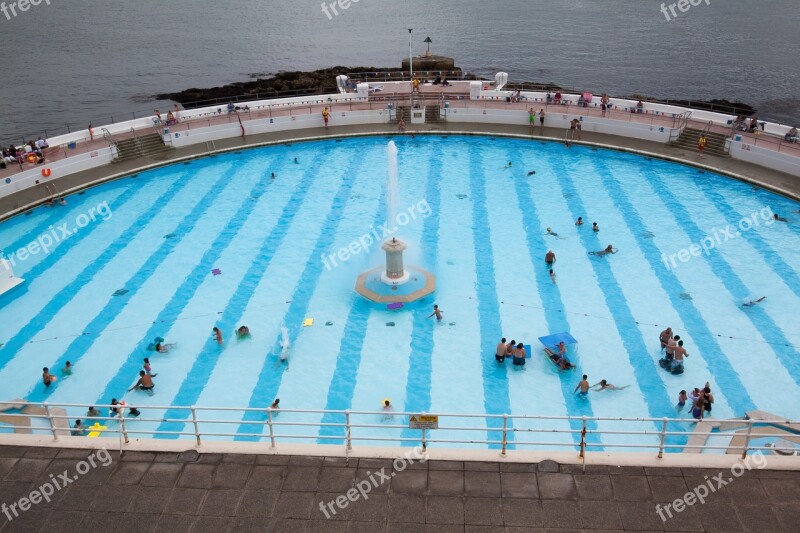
[{"left": 727, "top": 138, "right": 800, "bottom": 177}]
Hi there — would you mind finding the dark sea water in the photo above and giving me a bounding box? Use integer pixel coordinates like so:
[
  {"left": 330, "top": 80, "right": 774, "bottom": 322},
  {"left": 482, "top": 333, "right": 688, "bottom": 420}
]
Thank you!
[{"left": 1, "top": 0, "right": 797, "bottom": 144}]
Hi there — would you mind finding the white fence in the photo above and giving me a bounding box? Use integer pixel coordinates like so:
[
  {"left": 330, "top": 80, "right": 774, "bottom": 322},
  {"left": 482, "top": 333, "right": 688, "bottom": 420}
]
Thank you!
[{"left": 1, "top": 401, "right": 797, "bottom": 460}]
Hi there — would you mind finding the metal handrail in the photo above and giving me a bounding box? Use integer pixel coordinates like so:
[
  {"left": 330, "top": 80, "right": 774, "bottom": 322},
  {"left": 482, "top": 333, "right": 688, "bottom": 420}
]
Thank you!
[{"left": 2, "top": 400, "right": 796, "bottom": 459}]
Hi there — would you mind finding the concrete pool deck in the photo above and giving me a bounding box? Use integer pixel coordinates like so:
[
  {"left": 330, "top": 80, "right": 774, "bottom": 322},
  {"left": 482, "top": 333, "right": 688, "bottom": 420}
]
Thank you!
[
  {"left": 1, "top": 445, "right": 799, "bottom": 532},
  {"left": 1, "top": 122, "right": 798, "bottom": 222}
]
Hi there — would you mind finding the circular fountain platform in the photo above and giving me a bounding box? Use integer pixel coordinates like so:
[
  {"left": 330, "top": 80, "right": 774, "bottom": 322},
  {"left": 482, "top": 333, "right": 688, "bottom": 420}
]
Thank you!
[{"left": 354, "top": 265, "right": 436, "bottom": 303}]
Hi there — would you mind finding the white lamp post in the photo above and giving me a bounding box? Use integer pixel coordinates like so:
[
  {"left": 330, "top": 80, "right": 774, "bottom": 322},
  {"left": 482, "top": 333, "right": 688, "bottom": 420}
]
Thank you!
[{"left": 408, "top": 29, "right": 413, "bottom": 82}]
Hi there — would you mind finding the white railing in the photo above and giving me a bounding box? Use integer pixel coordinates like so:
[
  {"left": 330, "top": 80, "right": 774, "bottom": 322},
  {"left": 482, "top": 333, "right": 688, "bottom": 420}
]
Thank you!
[{"left": 1, "top": 401, "right": 797, "bottom": 461}]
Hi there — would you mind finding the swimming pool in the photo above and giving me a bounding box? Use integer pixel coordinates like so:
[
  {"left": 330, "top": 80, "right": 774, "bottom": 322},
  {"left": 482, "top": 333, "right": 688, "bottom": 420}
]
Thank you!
[{"left": 0, "top": 135, "right": 798, "bottom": 450}]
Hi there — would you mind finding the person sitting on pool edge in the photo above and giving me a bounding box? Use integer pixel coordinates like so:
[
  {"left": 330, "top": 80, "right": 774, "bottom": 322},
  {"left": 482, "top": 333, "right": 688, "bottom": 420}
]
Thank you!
[{"left": 128, "top": 370, "right": 155, "bottom": 392}]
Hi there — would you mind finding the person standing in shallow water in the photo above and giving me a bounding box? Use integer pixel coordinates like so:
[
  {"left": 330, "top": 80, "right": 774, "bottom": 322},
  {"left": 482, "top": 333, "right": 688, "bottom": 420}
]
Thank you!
[
  {"left": 495, "top": 337, "right": 507, "bottom": 363},
  {"left": 428, "top": 304, "right": 443, "bottom": 321}
]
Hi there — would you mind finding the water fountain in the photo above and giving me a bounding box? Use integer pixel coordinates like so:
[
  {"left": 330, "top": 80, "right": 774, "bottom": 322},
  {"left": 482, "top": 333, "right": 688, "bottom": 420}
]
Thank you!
[{"left": 355, "top": 141, "right": 435, "bottom": 303}]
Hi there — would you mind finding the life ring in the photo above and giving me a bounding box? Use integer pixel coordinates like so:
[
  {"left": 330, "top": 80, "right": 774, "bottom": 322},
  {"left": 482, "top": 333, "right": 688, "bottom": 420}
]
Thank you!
[
  {"left": 26, "top": 153, "right": 38, "bottom": 164},
  {"left": 41, "top": 168, "right": 51, "bottom": 177}
]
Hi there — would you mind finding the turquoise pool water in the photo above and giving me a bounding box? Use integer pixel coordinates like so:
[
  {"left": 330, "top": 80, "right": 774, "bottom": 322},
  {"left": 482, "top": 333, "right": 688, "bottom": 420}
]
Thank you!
[{"left": 0, "top": 136, "right": 798, "bottom": 450}]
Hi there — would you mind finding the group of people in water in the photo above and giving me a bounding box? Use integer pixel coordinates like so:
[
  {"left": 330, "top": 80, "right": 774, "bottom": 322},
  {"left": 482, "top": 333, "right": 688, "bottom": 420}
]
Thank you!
[
  {"left": 659, "top": 327, "right": 690, "bottom": 375},
  {"left": 677, "top": 382, "right": 714, "bottom": 420},
  {"left": 494, "top": 338, "right": 529, "bottom": 366}
]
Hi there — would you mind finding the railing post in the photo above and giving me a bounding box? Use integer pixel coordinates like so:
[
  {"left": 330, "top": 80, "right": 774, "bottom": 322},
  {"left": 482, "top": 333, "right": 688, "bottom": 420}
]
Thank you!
[
  {"left": 190, "top": 406, "right": 201, "bottom": 447},
  {"left": 421, "top": 428, "right": 427, "bottom": 452},
  {"left": 267, "top": 407, "right": 276, "bottom": 449},
  {"left": 43, "top": 403, "right": 58, "bottom": 441},
  {"left": 345, "top": 410, "right": 352, "bottom": 451},
  {"left": 579, "top": 416, "right": 587, "bottom": 459},
  {"left": 658, "top": 418, "right": 668, "bottom": 459},
  {"left": 119, "top": 409, "right": 129, "bottom": 444},
  {"left": 741, "top": 421, "right": 754, "bottom": 459},
  {"left": 501, "top": 414, "right": 508, "bottom": 457}
]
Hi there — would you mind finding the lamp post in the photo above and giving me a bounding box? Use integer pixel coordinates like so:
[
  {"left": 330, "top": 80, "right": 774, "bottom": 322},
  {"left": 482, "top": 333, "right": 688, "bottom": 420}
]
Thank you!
[{"left": 408, "top": 29, "right": 413, "bottom": 82}]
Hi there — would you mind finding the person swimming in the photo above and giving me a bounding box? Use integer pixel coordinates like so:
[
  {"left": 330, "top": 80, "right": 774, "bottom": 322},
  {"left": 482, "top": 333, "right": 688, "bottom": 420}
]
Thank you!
[
  {"left": 527, "top": 170, "right": 536, "bottom": 176},
  {"left": 549, "top": 269, "right": 556, "bottom": 284},
  {"left": 428, "top": 304, "right": 443, "bottom": 321},
  {"left": 742, "top": 296, "right": 767, "bottom": 307},
  {"left": 575, "top": 217, "right": 584, "bottom": 226},
  {"left": 591, "top": 245, "right": 616, "bottom": 256},
  {"left": 236, "top": 326, "right": 251, "bottom": 339},
  {"left": 504, "top": 161, "right": 512, "bottom": 169},
  {"left": 270, "top": 398, "right": 280, "bottom": 409},
  {"left": 591, "top": 379, "right": 630, "bottom": 391},
  {"left": 155, "top": 341, "right": 173, "bottom": 353},
  {"left": 592, "top": 222, "right": 600, "bottom": 232},
  {"left": 773, "top": 213, "right": 788, "bottom": 222},
  {"left": 546, "top": 227, "right": 559, "bottom": 238}
]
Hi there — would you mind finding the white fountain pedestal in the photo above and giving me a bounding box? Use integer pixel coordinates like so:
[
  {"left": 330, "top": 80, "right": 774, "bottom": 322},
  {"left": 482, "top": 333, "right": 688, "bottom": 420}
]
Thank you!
[
  {"left": 380, "top": 238, "right": 410, "bottom": 285},
  {"left": 0, "top": 259, "right": 24, "bottom": 296}
]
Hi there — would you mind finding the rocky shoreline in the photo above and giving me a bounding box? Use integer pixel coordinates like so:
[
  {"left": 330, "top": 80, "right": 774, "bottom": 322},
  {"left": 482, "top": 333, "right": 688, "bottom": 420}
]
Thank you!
[{"left": 157, "top": 67, "right": 756, "bottom": 117}]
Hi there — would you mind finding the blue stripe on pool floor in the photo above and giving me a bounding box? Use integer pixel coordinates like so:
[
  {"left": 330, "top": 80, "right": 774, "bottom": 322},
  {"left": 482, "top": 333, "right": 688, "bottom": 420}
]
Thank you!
[
  {"left": 508, "top": 146, "right": 599, "bottom": 448},
  {"left": 316, "top": 192, "right": 386, "bottom": 444},
  {"left": 0, "top": 170, "right": 194, "bottom": 374},
  {"left": 692, "top": 177, "right": 800, "bottom": 299},
  {"left": 593, "top": 154, "right": 756, "bottom": 417},
  {"left": 26, "top": 162, "right": 254, "bottom": 402},
  {"left": 397, "top": 142, "right": 442, "bottom": 446},
  {"left": 646, "top": 167, "right": 800, "bottom": 388},
  {"left": 0, "top": 176, "right": 153, "bottom": 312},
  {"left": 554, "top": 154, "right": 674, "bottom": 423},
  {"left": 234, "top": 150, "right": 367, "bottom": 440},
  {"left": 468, "top": 143, "right": 513, "bottom": 449},
  {"left": 155, "top": 149, "right": 334, "bottom": 437},
  {"left": 93, "top": 156, "right": 286, "bottom": 407}
]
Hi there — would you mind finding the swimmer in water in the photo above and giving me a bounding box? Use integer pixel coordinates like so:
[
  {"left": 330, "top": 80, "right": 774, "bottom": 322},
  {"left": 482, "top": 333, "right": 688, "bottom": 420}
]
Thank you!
[
  {"left": 549, "top": 269, "right": 556, "bottom": 284},
  {"left": 271, "top": 172, "right": 276, "bottom": 179},
  {"left": 62, "top": 361, "right": 73, "bottom": 375},
  {"left": 555, "top": 341, "right": 567, "bottom": 356},
  {"left": 213, "top": 327, "right": 223, "bottom": 345},
  {"left": 236, "top": 326, "right": 251, "bottom": 339},
  {"left": 155, "top": 341, "right": 173, "bottom": 353},
  {"left": 545, "top": 250, "right": 556, "bottom": 267},
  {"left": 592, "top": 245, "right": 617, "bottom": 256},
  {"left": 428, "top": 304, "right": 443, "bottom": 321},
  {"left": 591, "top": 379, "right": 630, "bottom": 391},
  {"left": 592, "top": 222, "right": 600, "bottom": 232},
  {"left": 773, "top": 213, "right": 788, "bottom": 222},
  {"left": 676, "top": 390, "right": 688, "bottom": 411},
  {"left": 495, "top": 337, "right": 507, "bottom": 363},
  {"left": 527, "top": 170, "right": 536, "bottom": 176},
  {"left": 742, "top": 296, "right": 767, "bottom": 307},
  {"left": 143, "top": 358, "right": 158, "bottom": 377},
  {"left": 504, "top": 161, "right": 512, "bottom": 169},
  {"left": 128, "top": 370, "right": 155, "bottom": 392},
  {"left": 546, "top": 227, "right": 559, "bottom": 238},
  {"left": 294, "top": 157, "right": 299, "bottom": 164},
  {"left": 575, "top": 217, "right": 584, "bottom": 226},
  {"left": 270, "top": 398, "right": 280, "bottom": 409},
  {"left": 574, "top": 375, "right": 590, "bottom": 397}
]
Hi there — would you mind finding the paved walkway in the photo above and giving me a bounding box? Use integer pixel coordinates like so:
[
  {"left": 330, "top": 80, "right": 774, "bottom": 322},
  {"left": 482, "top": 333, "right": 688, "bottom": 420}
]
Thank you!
[{"left": 1, "top": 446, "right": 798, "bottom": 532}]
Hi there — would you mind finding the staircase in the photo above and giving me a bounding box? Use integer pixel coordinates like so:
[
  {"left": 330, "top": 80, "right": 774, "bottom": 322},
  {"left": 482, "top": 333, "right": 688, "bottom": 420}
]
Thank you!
[
  {"left": 671, "top": 128, "right": 729, "bottom": 157},
  {"left": 111, "top": 133, "right": 173, "bottom": 163},
  {"left": 425, "top": 105, "right": 445, "bottom": 125},
  {"left": 392, "top": 106, "right": 411, "bottom": 124}
]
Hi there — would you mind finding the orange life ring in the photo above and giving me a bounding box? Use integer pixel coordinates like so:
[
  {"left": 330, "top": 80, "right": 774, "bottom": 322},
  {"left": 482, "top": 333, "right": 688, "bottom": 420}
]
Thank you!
[
  {"left": 26, "top": 153, "right": 38, "bottom": 164},
  {"left": 42, "top": 168, "right": 51, "bottom": 177}
]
